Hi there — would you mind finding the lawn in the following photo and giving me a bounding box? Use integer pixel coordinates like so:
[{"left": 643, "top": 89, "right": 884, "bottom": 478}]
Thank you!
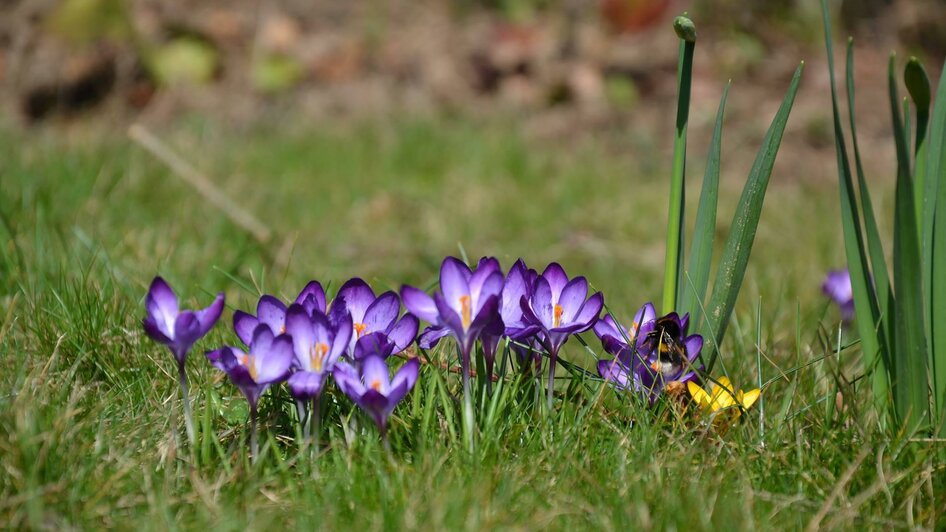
[{"left": 0, "top": 114, "right": 941, "bottom": 529}]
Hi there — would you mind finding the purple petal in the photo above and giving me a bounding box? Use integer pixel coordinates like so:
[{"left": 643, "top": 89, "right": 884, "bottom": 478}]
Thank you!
[
  {"left": 233, "top": 310, "right": 259, "bottom": 346},
  {"left": 527, "top": 278, "right": 554, "bottom": 329},
  {"left": 684, "top": 334, "right": 703, "bottom": 363},
  {"left": 143, "top": 317, "right": 171, "bottom": 344},
  {"left": 288, "top": 371, "right": 325, "bottom": 400},
  {"left": 541, "top": 263, "right": 569, "bottom": 297},
  {"left": 330, "top": 313, "right": 353, "bottom": 364},
  {"left": 285, "top": 304, "right": 314, "bottom": 368},
  {"left": 569, "top": 292, "right": 603, "bottom": 331},
  {"left": 470, "top": 260, "right": 502, "bottom": 303},
  {"left": 400, "top": 286, "right": 439, "bottom": 324},
  {"left": 255, "top": 334, "right": 294, "bottom": 383},
  {"left": 433, "top": 292, "right": 465, "bottom": 337},
  {"left": 257, "top": 295, "right": 288, "bottom": 334},
  {"left": 556, "top": 276, "right": 588, "bottom": 322},
  {"left": 172, "top": 311, "right": 202, "bottom": 360},
  {"left": 359, "top": 389, "right": 393, "bottom": 429},
  {"left": 249, "top": 325, "right": 275, "bottom": 355},
  {"left": 145, "top": 277, "right": 178, "bottom": 338},
  {"left": 418, "top": 326, "right": 450, "bottom": 349},
  {"left": 195, "top": 292, "right": 225, "bottom": 337},
  {"left": 473, "top": 271, "right": 505, "bottom": 313},
  {"left": 336, "top": 278, "right": 376, "bottom": 323},
  {"left": 363, "top": 291, "right": 399, "bottom": 333},
  {"left": 354, "top": 332, "right": 395, "bottom": 360},
  {"left": 387, "top": 314, "right": 419, "bottom": 353},
  {"left": 333, "top": 362, "right": 364, "bottom": 397},
  {"left": 361, "top": 355, "right": 391, "bottom": 394},
  {"left": 295, "top": 281, "right": 326, "bottom": 313},
  {"left": 500, "top": 261, "right": 530, "bottom": 323},
  {"left": 439, "top": 257, "right": 472, "bottom": 313},
  {"left": 391, "top": 358, "right": 420, "bottom": 392},
  {"left": 205, "top": 347, "right": 229, "bottom": 371},
  {"left": 598, "top": 359, "right": 633, "bottom": 390}
]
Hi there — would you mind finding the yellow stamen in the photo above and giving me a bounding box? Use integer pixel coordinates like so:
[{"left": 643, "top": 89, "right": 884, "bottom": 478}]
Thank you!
[
  {"left": 354, "top": 322, "right": 368, "bottom": 338},
  {"left": 370, "top": 379, "right": 382, "bottom": 391},
  {"left": 553, "top": 304, "right": 564, "bottom": 327},
  {"left": 309, "top": 342, "right": 329, "bottom": 372},
  {"left": 239, "top": 354, "right": 259, "bottom": 381},
  {"left": 460, "top": 295, "right": 472, "bottom": 329}
]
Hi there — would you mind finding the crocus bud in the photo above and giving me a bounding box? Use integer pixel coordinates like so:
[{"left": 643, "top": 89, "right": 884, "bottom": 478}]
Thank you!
[{"left": 673, "top": 15, "right": 697, "bottom": 43}]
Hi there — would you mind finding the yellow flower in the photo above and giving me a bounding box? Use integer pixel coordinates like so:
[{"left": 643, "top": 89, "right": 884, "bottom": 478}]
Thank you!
[{"left": 687, "top": 377, "right": 760, "bottom": 423}]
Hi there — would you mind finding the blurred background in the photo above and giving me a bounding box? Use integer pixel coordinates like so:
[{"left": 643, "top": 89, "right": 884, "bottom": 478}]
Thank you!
[
  {"left": 2, "top": 0, "right": 943, "bottom": 128},
  {"left": 1, "top": 0, "right": 944, "bottom": 313}
]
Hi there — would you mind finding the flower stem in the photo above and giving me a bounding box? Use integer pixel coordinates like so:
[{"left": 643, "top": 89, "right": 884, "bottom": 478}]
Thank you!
[
  {"left": 177, "top": 362, "right": 195, "bottom": 447},
  {"left": 461, "top": 349, "right": 475, "bottom": 454},
  {"left": 546, "top": 346, "right": 559, "bottom": 413},
  {"left": 249, "top": 404, "right": 259, "bottom": 464},
  {"left": 295, "top": 399, "right": 307, "bottom": 452},
  {"left": 310, "top": 396, "right": 321, "bottom": 456}
]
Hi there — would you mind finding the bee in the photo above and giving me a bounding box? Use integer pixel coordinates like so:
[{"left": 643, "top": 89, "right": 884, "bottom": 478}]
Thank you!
[{"left": 641, "top": 314, "right": 688, "bottom": 377}]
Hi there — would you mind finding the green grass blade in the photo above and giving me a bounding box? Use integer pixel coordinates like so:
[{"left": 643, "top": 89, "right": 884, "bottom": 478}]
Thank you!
[
  {"left": 928, "top": 59, "right": 946, "bottom": 433},
  {"left": 820, "top": 0, "right": 888, "bottom": 417},
  {"left": 662, "top": 15, "right": 696, "bottom": 314},
  {"left": 680, "top": 82, "right": 729, "bottom": 323},
  {"left": 888, "top": 54, "right": 930, "bottom": 430},
  {"left": 702, "top": 63, "right": 802, "bottom": 372},
  {"left": 846, "top": 39, "right": 894, "bottom": 374}
]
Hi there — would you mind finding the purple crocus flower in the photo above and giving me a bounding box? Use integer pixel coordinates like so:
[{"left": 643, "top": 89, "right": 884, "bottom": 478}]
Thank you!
[
  {"left": 143, "top": 276, "right": 225, "bottom": 367},
  {"left": 401, "top": 257, "right": 503, "bottom": 378},
  {"left": 284, "top": 304, "right": 352, "bottom": 400},
  {"left": 206, "top": 325, "right": 294, "bottom": 459},
  {"left": 518, "top": 263, "right": 603, "bottom": 408},
  {"left": 633, "top": 311, "right": 703, "bottom": 402},
  {"left": 822, "top": 268, "right": 854, "bottom": 322},
  {"left": 333, "top": 355, "right": 420, "bottom": 440},
  {"left": 232, "top": 281, "right": 326, "bottom": 345},
  {"left": 328, "top": 278, "right": 419, "bottom": 357},
  {"left": 478, "top": 259, "right": 539, "bottom": 389},
  {"left": 142, "top": 276, "right": 224, "bottom": 445},
  {"left": 594, "top": 302, "right": 656, "bottom": 390}
]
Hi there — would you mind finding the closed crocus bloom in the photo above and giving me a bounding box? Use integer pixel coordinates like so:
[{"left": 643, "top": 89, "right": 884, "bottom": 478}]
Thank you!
[
  {"left": 334, "top": 355, "right": 420, "bottom": 438},
  {"left": 328, "top": 278, "right": 418, "bottom": 356},
  {"left": 480, "top": 259, "right": 540, "bottom": 388},
  {"left": 232, "top": 281, "right": 326, "bottom": 345},
  {"left": 821, "top": 269, "right": 854, "bottom": 322},
  {"left": 142, "top": 276, "right": 224, "bottom": 446}
]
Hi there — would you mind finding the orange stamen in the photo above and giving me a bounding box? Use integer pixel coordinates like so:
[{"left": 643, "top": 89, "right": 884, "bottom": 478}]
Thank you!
[
  {"left": 309, "top": 342, "right": 329, "bottom": 372},
  {"left": 354, "top": 322, "right": 368, "bottom": 338},
  {"left": 460, "top": 295, "right": 472, "bottom": 329},
  {"left": 370, "top": 379, "right": 382, "bottom": 391},
  {"left": 553, "top": 304, "right": 564, "bottom": 327},
  {"left": 240, "top": 353, "right": 259, "bottom": 381}
]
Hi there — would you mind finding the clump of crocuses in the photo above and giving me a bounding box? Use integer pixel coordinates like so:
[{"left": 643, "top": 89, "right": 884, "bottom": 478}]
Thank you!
[{"left": 142, "top": 257, "right": 720, "bottom": 460}]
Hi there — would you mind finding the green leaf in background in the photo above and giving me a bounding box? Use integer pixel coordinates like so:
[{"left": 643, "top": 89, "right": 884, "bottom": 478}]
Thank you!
[
  {"left": 819, "top": 0, "right": 889, "bottom": 420},
  {"left": 681, "top": 82, "right": 730, "bottom": 329},
  {"left": 47, "top": 0, "right": 131, "bottom": 44},
  {"left": 846, "top": 40, "right": 894, "bottom": 379},
  {"left": 702, "top": 64, "right": 802, "bottom": 373},
  {"left": 888, "top": 54, "right": 930, "bottom": 430},
  {"left": 928, "top": 60, "right": 946, "bottom": 434},
  {"left": 662, "top": 15, "right": 696, "bottom": 315}
]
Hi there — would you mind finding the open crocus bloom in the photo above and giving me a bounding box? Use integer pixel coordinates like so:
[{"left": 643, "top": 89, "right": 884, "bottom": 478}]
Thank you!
[
  {"left": 328, "top": 278, "right": 418, "bottom": 356},
  {"left": 401, "top": 256, "right": 503, "bottom": 359},
  {"left": 481, "top": 259, "right": 539, "bottom": 363},
  {"left": 142, "top": 276, "right": 224, "bottom": 366},
  {"left": 233, "top": 281, "right": 326, "bottom": 345},
  {"left": 518, "top": 262, "right": 603, "bottom": 355},
  {"left": 634, "top": 311, "right": 703, "bottom": 401},
  {"left": 333, "top": 355, "right": 420, "bottom": 434},
  {"left": 284, "top": 304, "right": 352, "bottom": 400},
  {"left": 594, "top": 302, "right": 656, "bottom": 390},
  {"left": 821, "top": 268, "right": 854, "bottom": 322},
  {"left": 206, "top": 325, "right": 294, "bottom": 411},
  {"left": 688, "top": 377, "right": 760, "bottom": 424}
]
